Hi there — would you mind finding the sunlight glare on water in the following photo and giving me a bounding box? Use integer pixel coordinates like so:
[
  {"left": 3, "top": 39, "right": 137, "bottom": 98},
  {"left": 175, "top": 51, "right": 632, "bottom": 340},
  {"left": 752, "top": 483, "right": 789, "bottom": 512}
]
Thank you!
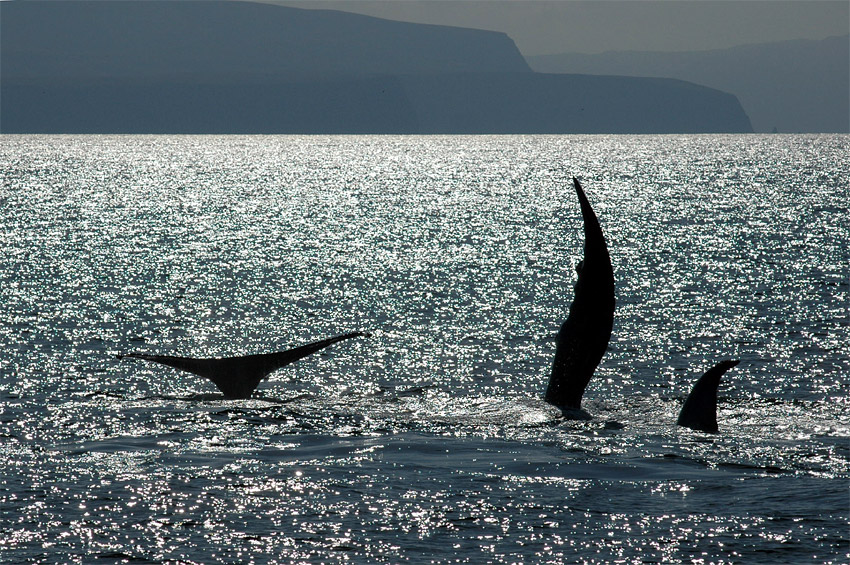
[{"left": 0, "top": 134, "right": 847, "bottom": 563}]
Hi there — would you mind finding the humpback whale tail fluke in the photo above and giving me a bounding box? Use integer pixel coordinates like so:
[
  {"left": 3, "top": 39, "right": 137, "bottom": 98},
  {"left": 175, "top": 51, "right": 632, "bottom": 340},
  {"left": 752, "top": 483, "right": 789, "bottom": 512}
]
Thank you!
[
  {"left": 119, "top": 331, "right": 370, "bottom": 399},
  {"left": 676, "top": 359, "right": 740, "bottom": 433},
  {"left": 544, "top": 178, "right": 615, "bottom": 410}
]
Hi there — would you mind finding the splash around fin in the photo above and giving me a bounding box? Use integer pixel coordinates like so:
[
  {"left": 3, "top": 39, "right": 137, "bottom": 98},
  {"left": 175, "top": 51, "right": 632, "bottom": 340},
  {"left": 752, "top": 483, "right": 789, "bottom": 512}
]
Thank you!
[
  {"left": 119, "top": 331, "right": 370, "bottom": 399},
  {"left": 676, "top": 359, "right": 740, "bottom": 433},
  {"left": 544, "top": 178, "right": 615, "bottom": 411}
]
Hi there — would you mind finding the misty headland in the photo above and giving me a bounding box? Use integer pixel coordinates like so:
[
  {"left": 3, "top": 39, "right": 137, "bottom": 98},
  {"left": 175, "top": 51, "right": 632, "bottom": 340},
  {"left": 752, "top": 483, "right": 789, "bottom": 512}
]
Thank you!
[
  {"left": 1, "top": 1, "right": 756, "bottom": 134},
  {"left": 529, "top": 34, "right": 849, "bottom": 134}
]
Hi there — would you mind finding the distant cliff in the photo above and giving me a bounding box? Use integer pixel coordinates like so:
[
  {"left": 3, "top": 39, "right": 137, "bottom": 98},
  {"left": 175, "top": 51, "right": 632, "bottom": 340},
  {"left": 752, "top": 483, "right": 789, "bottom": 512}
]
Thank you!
[
  {"left": 399, "top": 73, "right": 751, "bottom": 134},
  {"left": 528, "top": 36, "right": 849, "bottom": 133},
  {"left": 1, "top": 1, "right": 753, "bottom": 133},
  {"left": 2, "top": 0, "right": 530, "bottom": 79}
]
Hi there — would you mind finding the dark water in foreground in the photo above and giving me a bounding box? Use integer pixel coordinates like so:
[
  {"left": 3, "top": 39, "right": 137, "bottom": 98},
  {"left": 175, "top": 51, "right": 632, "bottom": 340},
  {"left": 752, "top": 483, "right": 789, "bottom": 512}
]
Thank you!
[{"left": 1, "top": 134, "right": 847, "bottom": 563}]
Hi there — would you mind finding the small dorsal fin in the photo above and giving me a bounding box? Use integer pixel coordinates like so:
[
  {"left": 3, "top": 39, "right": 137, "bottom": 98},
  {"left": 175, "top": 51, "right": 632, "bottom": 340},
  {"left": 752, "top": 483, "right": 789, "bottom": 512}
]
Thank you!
[{"left": 676, "top": 360, "right": 740, "bottom": 433}]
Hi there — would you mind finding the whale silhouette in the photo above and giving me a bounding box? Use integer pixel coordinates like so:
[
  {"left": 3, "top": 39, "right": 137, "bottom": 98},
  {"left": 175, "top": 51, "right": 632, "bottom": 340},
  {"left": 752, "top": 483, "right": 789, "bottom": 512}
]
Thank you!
[
  {"left": 119, "top": 332, "right": 369, "bottom": 399},
  {"left": 676, "top": 359, "right": 740, "bottom": 433},
  {"left": 544, "top": 178, "right": 615, "bottom": 411}
]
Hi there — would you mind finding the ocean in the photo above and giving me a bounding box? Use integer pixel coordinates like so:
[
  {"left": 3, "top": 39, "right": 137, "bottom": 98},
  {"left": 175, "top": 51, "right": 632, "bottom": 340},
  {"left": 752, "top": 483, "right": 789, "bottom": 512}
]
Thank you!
[{"left": 0, "top": 134, "right": 847, "bottom": 563}]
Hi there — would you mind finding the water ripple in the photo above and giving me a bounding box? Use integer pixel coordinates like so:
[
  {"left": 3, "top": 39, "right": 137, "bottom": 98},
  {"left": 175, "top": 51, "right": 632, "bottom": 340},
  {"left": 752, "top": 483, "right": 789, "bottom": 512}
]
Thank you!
[{"left": 1, "top": 134, "right": 847, "bottom": 563}]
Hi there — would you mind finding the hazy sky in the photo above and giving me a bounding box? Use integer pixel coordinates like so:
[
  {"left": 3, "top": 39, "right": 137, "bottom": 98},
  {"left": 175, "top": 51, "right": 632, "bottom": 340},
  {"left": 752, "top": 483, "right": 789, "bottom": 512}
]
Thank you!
[{"left": 275, "top": 0, "right": 849, "bottom": 56}]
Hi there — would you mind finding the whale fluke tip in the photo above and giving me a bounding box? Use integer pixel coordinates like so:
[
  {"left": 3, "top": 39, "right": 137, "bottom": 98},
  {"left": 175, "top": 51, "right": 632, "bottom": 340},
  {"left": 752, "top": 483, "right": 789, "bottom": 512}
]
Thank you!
[
  {"left": 120, "top": 353, "right": 147, "bottom": 361},
  {"left": 677, "top": 359, "right": 741, "bottom": 433},
  {"left": 572, "top": 177, "right": 583, "bottom": 198},
  {"left": 117, "top": 353, "right": 148, "bottom": 360}
]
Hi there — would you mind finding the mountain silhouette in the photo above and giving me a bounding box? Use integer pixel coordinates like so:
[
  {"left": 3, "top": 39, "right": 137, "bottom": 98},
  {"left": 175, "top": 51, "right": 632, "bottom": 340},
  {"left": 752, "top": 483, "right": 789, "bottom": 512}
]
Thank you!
[
  {"left": 1, "top": 1, "right": 753, "bottom": 133},
  {"left": 528, "top": 35, "right": 849, "bottom": 133}
]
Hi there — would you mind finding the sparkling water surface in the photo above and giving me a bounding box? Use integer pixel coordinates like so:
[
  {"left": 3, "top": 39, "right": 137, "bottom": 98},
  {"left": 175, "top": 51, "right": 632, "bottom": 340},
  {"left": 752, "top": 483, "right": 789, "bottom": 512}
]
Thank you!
[{"left": 1, "top": 134, "right": 847, "bottom": 563}]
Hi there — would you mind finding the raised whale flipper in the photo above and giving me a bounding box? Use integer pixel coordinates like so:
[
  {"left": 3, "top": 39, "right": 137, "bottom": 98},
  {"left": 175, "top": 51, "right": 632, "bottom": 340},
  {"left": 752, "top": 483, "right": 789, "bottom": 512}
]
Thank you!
[
  {"left": 544, "top": 178, "right": 615, "bottom": 410},
  {"left": 677, "top": 359, "right": 740, "bottom": 433},
  {"left": 119, "top": 331, "right": 370, "bottom": 399}
]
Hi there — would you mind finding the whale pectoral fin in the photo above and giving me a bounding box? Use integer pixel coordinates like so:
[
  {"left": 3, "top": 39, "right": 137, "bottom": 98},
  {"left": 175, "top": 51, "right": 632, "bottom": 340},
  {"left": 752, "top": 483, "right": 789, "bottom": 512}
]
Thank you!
[
  {"left": 544, "top": 178, "right": 615, "bottom": 411},
  {"left": 120, "top": 331, "right": 370, "bottom": 399},
  {"left": 676, "top": 359, "right": 740, "bottom": 433},
  {"left": 545, "top": 319, "right": 591, "bottom": 409}
]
